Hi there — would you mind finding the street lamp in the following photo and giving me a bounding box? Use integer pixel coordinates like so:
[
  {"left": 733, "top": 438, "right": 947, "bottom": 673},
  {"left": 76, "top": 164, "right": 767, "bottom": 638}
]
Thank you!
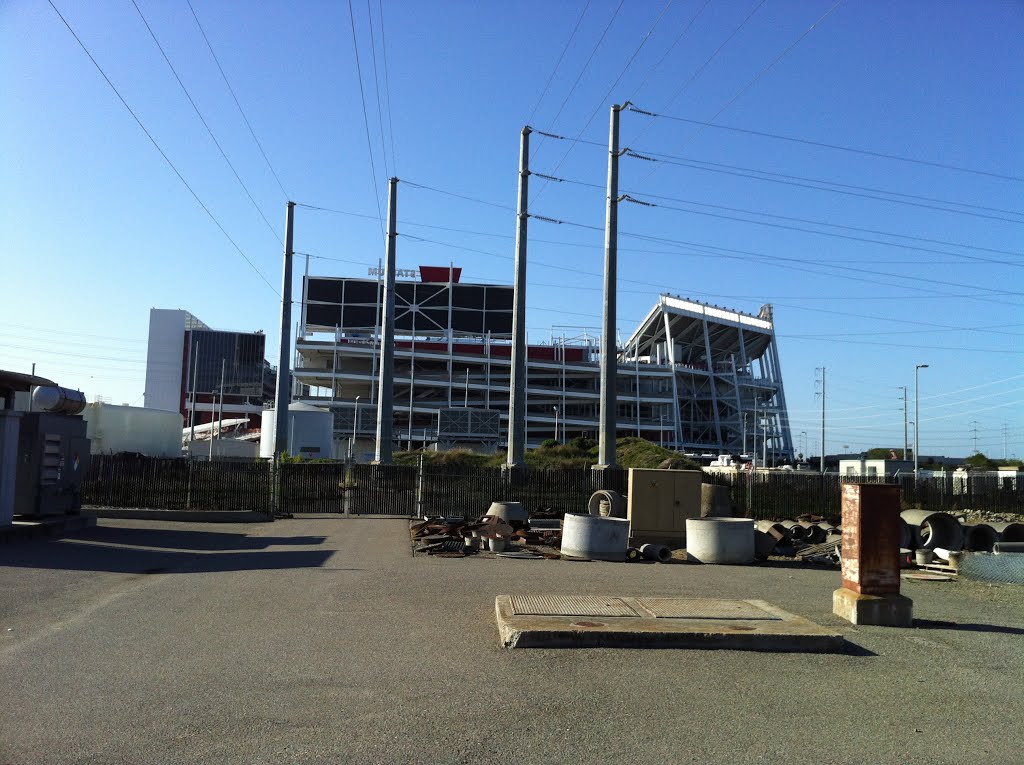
[
  {"left": 350, "top": 395, "right": 361, "bottom": 463},
  {"left": 914, "top": 364, "right": 929, "bottom": 477}
]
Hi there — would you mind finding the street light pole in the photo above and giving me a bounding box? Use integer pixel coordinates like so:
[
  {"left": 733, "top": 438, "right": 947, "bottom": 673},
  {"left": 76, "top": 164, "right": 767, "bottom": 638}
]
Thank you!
[
  {"left": 553, "top": 406, "right": 559, "bottom": 444},
  {"left": 914, "top": 364, "right": 929, "bottom": 477}
]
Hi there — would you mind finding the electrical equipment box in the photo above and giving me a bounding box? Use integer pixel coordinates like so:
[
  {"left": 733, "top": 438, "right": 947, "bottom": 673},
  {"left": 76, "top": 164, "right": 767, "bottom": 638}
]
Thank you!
[
  {"left": 626, "top": 468, "right": 702, "bottom": 546},
  {"left": 15, "top": 412, "right": 90, "bottom": 517}
]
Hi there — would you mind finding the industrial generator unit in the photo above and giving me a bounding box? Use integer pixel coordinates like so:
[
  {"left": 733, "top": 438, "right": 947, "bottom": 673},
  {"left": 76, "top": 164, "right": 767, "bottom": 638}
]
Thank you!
[{"left": 0, "top": 371, "right": 91, "bottom": 523}]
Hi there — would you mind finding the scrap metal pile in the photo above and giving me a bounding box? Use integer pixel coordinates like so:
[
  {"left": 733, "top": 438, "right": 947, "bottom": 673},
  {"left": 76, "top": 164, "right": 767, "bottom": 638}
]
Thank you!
[{"left": 411, "top": 503, "right": 563, "bottom": 559}]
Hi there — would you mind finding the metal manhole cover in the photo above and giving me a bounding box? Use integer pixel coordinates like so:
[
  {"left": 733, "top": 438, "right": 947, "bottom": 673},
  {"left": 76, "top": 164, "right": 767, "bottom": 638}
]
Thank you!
[
  {"left": 509, "top": 595, "right": 639, "bottom": 618},
  {"left": 635, "top": 598, "right": 782, "bottom": 621}
]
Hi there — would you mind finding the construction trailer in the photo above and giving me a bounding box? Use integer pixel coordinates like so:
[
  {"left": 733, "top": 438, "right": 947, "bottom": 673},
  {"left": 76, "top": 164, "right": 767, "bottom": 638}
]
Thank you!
[{"left": 292, "top": 268, "right": 793, "bottom": 462}]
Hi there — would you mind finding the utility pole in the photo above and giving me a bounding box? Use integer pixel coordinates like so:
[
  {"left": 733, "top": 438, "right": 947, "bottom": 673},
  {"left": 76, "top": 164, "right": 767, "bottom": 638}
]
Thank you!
[
  {"left": 969, "top": 420, "right": 980, "bottom": 455},
  {"left": 210, "top": 358, "right": 225, "bottom": 462},
  {"left": 753, "top": 400, "right": 758, "bottom": 471},
  {"left": 506, "top": 126, "right": 530, "bottom": 468},
  {"left": 274, "top": 201, "right": 295, "bottom": 457},
  {"left": 189, "top": 341, "right": 200, "bottom": 446},
  {"left": 914, "top": 363, "right": 928, "bottom": 477},
  {"left": 374, "top": 178, "right": 399, "bottom": 464},
  {"left": 819, "top": 366, "right": 826, "bottom": 474},
  {"left": 899, "top": 385, "right": 908, "bottom": 459},
  {"left": 1004, "top": 422, "right": 1009, "bottom": 460},
  {"left": 596, "top": 104, "right": 622, "bottom": 471}
]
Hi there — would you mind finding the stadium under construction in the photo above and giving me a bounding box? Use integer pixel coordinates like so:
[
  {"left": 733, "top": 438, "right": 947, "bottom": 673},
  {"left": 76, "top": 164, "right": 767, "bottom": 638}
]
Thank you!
[{"left": 293, "top": 266, "right": 794, "bottom": 463}]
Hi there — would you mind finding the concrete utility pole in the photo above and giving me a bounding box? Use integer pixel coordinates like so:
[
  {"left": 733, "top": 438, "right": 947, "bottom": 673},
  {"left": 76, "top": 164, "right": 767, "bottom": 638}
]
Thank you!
[
  {"left": 596, "top": 104, "right": 622, "bottom": 471},
  {"left": 819, "top": 366, "right": 826, "bottom": 474},
  {"left": 374, "top": 178, "right": 399, "bottom": 464},
  {"left": 914, "top": 363, "right": 928, "bottom": 476},
  {"left": 274, "top": 201, "right": 295, "bottom": 457},
  {"left": 506, "top": 126, "right": 531, "bottom": 468},
  {"left": 900, "top": 385, "right": 908, "bottom": 459}
]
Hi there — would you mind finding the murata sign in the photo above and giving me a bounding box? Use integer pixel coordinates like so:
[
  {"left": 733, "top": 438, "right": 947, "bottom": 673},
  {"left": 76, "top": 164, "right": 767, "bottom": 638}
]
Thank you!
[{"left": 368, "top": 267, "right": 417, "bottom": 278}]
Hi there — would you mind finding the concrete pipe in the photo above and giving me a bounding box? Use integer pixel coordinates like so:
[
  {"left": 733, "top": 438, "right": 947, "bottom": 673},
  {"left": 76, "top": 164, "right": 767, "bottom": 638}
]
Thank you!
[
  {"left": 486, "top": 501, "right": 528, "bottom": 523},
  {"left": 994, "top": 541, "right": 1024, "bottom": 554},
  {"left": 756, "top": 521, "right": 791, "bottom": 543},
  {"left": 900, "top": 510, "right": 964, "bottom": 551},
  {"left": 961, "top": 523, "right": 998, "bottom": 552},
  {"left": 753, "top": 530, "right": 778, "bottom": 560},
  {"left": 685, "top": 518, "right": 755, "bottom": 565},
  {"left": 989, "top": 522, "right": 1024, "bottom": 543},
  {"left": 640, "top": 543, "right": 672, "bottom": 563},
  {"left": 779, "top": 520, "right": 808, "bottom": 541},
  {"left": 798, "top": 521, "right": 827, "bottom": 544},
  {"left": 587, "top": 489, "right": 626, "bottom": 518},
  {"left": 561, "top": 513, "right": 629, "bottom": 561},
  {"left": 900, "top": 518, "right": 913, "bottom": 550},
  {"left": 700, "top": 484, "right": 733, "bottom": 518}
]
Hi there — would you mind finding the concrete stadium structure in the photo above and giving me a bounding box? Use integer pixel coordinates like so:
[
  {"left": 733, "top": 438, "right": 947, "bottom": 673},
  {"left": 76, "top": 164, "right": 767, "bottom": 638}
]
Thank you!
[{"left": 293, "top": 268, "right": 793, "bottom": 462}]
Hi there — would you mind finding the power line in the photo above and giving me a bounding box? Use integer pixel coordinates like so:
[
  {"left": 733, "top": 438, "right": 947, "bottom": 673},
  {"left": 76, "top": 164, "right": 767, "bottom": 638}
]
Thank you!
[
  {"left": 185, "top": 0, "right": 289, "bottom": 198},
  {"left": 629, "top": 0, "right": 766, "bottom": 149},
  {"left": 129, "top": 0, "right": 281, "bottom": 244},
  {"left": 46, "top": 0, "right": 277, "bottom": 295},
  {"left": 535, "top": 171, "right": 1024, "bottom": 263},
  {"left": 347, "top": 0, "right": 385, "bottom": 236},
  {"left": 525, "top": 0, "right": 593, "bottom": 126},
  {"left": 377, "top": 0, "right": 398, "bottom": 173},
  {"left": 623, "top": 149, "right": 1024, "bottom": 225},
  {"left": 629, "top": 96, "right": 1024, "bottom": 185},
  {"left": 525, "top": 130, "right": 1024, "bottom": 223},
  {"left": 529, "top": 0, "right": 626, "bottom": 163},
  {"left": 532, "top": 0, "right": 674, "bottom": 204},
  {"left": 625, "top": 0, "right": 713, "bottom": 104},
  {"left": 365, "top": 0, "right": 391, "bottom": 179},
  {"left": 528, "top": 211, "right": 1024, "bottom": 302},
  {"left": 633, "top": 0, "right": 848, "bottom": 185}
]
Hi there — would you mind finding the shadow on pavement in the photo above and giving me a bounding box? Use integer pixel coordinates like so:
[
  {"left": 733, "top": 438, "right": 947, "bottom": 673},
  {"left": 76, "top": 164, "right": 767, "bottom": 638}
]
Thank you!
[
  {"left": 2, "top": 531, "right": 336, "bottom": 575},
  {"left": 913, "top": 619, "right": 1024, "bottom": 636},
  {"left": 70, "top": 525, "right": 327, "bottom": 551}
]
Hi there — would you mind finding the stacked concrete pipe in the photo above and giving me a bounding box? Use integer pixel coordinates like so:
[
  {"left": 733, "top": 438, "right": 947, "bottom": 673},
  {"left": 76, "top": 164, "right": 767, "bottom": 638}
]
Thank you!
[
  {"left": 779, "top": 520, "right": 808, "bottom": 542},
  {"left": 798, "top": 521, "right": 827, "bottom": 544},
  {"left": 989, "top": 522, "right": 1024, "bottom": 542},
  {"left": 961, "top": 523, "right": 999, "bottom": 552},
  {"left": 685, "top": 518, "right": 755, "bottom": 564},
  {"left": 900, "top": 510, "right": 964, "bottom": 551}
]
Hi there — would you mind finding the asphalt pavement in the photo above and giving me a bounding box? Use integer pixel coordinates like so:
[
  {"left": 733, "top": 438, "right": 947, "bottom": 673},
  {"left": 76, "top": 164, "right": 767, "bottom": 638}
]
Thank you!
[{"left": 2, "top": 516, "right": 1022, "bottom": 764}]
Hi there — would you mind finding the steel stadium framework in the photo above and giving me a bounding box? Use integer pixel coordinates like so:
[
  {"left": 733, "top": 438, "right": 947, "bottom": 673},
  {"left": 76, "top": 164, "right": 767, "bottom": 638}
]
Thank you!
[{"left": 292, "top": 269, "right": 793, "bottom": 462}]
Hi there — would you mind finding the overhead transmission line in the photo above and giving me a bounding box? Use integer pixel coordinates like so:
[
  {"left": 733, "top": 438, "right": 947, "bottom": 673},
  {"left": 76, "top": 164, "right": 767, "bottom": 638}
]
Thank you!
[
  {"left": 629, "top": 104, "right": 1024, "bottom": 184},
  {"left": 185, "top": 0, "right": 289, "bottom": 198},
  {"left": 531, "top": 0, "right": 675, "bottom": 205},
  {"left": 623, "top": 0, "right": 713, "bottom": 104},
  {"left": 377, "top": 0, "right": 398, "bottom": 172},
  {"left": 347, "top": 0, "right": 385, "bottom": 237},
  {"left": 46, "top": 0, "right": 277, "bottom": 294},
  {"left": 365, "top": 0, "right": 391, "bottom": 179},
  {"left": 526, "top": 131, "right": 1024, "bottom": 224},
  {"left": 296, "top": 197, "right": 1023, "bottom": 307},
  {"left": 628, "top": 0, "right": 766, "bottom": 148},
  {"left": 534, "top": 172, "right": 1024, "bottom": 263},
  {"left": 525, "top": 0, "right": 593, "bottom": 126},
  {"left": 526, "top": 210, "right": 1024, "bottom": 304},
  {"left": 633, "top": 0, "right": 847, "bottom": 186},
  {"left": 130, "top": 0, "right": 281, "bottom": 244},
  {"left": 529, "top": 0, "right": 626, "bottom": 163}
]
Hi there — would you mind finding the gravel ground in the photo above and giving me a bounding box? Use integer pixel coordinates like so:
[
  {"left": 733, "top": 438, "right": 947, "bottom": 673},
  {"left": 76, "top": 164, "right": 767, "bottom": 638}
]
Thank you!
[{"left": 1, "top": 516, "right": 1022, "bottom": 765}]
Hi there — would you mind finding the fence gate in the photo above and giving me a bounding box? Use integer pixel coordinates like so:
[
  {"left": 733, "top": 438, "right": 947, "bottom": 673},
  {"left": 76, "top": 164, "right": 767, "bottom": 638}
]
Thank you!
[{"left": 279, "top": 462, "right": 348, "bottom": 513}]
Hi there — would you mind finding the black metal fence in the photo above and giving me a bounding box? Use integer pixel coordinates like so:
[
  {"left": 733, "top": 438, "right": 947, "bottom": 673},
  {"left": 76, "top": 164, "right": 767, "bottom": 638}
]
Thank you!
[
  {"left": 81, "top": 454, "right": 1022, "bottom": 521},
  {"left": 416, "top": 463, "right": 627, "bottom": 519},
  {"left": 705, "top": 470, "right": 1024, "bottom": 521},
  {"left": 82, "top": 454, "right": 275, "bottom": 514}
]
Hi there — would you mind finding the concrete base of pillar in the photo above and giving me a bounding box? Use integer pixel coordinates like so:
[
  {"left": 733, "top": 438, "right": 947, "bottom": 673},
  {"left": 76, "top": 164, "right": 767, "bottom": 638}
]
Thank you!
[
  {"left": 833, "top": 587, "right": 913, "bottom": 627},
  {"left": 590, "top": 464, "right": 621, "bottom": 473}
]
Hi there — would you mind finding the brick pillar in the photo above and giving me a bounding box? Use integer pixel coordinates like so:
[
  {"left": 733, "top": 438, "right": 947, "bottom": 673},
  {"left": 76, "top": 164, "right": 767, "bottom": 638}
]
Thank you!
[{"left": 833, "top": 483, "right": 913, "bottom": 626}]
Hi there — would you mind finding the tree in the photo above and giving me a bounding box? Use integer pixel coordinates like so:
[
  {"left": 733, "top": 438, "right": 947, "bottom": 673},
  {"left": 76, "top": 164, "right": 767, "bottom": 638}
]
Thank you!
[{"left": 963, "top": 452, "right": 997, "bottom": 470}]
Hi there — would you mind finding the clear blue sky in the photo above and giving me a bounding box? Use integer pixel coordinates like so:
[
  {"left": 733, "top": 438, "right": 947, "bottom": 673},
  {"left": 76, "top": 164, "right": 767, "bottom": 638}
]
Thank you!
[{"left": 2, "top": 0, "right": 1021, "bottom": 459}]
